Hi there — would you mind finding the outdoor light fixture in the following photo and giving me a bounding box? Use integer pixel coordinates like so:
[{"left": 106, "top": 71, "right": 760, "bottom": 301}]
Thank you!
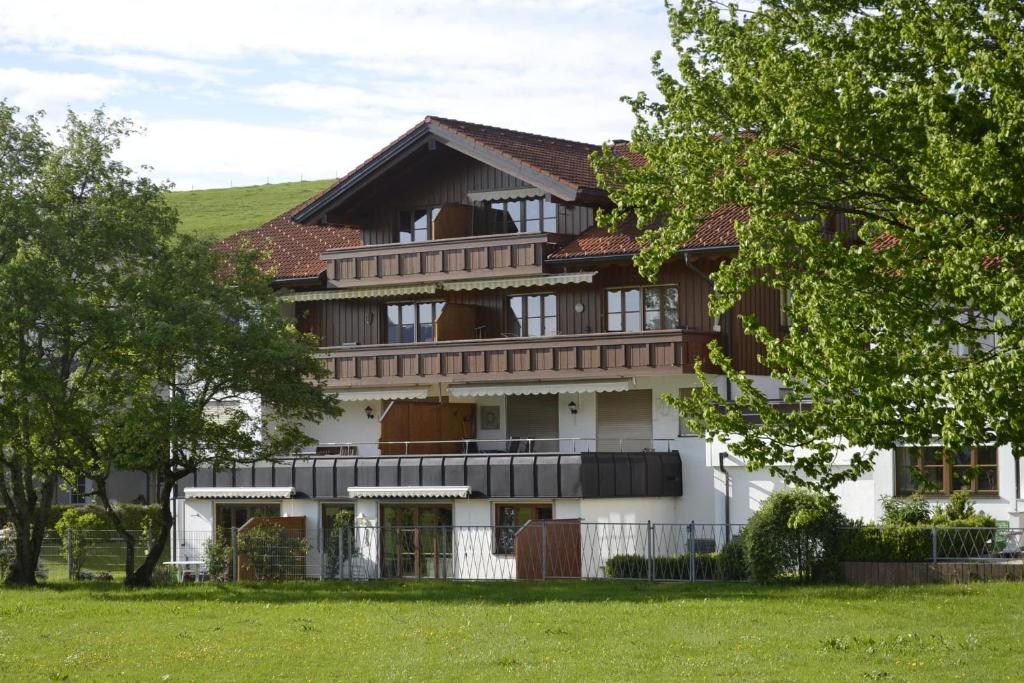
[
  {"left": 365, "top": 406, "right": 374, "bottom": 420},
  {"left": 568, "top": 401, "right": 578, "bottom": 415}
]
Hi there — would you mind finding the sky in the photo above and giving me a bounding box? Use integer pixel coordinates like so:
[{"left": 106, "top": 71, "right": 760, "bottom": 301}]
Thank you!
[{"left": 0, "top": 1, "right": 674, "bottom": 190}]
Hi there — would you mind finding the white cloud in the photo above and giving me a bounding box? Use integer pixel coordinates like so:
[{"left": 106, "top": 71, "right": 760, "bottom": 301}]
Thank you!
[{"left": 0, "top": 67, "right": 127, "bottom": 112}]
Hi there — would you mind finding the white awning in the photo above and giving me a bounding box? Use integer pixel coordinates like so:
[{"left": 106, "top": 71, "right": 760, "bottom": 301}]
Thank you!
[
  {"left": 347, "top": 486, "right": 472, "bottom": 499},
  {"left": 448, "top": 379, "right": 633, "bottom": 398},
  {"left": 333, "top": 387, "right": 429, "bottom": 402},
  {"left": 466, "top": 187, "right": 543, "bottom": 202},
  {"left": 279, "top": 284, "right": 437, "bottom": 302},
  {"left": 183, "top": 487, "right": 296, "bottom": 499},
  {"left": 442, "top": 271, "right": 595, "bottom": 292}
]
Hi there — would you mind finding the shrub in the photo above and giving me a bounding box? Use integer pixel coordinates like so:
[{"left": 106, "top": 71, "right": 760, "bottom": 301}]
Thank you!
[
  {"left": 203, "top": 532, "right": 232, "bottom": 581},
  {"left": 0, "top": 523, "right": 14, "bottom": 582},
  {"left": 743, "top": 490, "right": 848, "bottom": 583},
  {"left": 323, "top": 508, "right": 356, "bottom": 579},
  {"left": 880, "top": 494, "right": 931, "bottom": 526},
  {"left": 237, "top": 524, "right": 311, "bottom": 581},
  {"left": 718, "top": 535, "right": 749, "bottom": 580},
  {"left": 836, "top": 524, "right": 932, "bottom": 562},
  {"left": 54, "top": 509, "right": 108, "bottom": 578},
  {"left": 0, "top": 503, "right": 163, "bottom": 532},
  {"left": 604, "top": 553, "right": 723, "bottom": 580}
]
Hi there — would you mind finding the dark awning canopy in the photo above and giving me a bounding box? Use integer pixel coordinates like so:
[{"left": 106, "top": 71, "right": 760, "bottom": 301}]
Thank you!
[{"left": 182, "top": 452, "right": 682, "bottom": 500}]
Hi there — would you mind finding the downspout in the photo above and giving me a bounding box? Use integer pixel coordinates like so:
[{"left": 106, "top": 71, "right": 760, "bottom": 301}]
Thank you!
[
  {"left": 719, "top": 452, "right": 731, "bottom": 535},
  {"left": 683, "top": 253, "right": 733, "bottom": 402}
]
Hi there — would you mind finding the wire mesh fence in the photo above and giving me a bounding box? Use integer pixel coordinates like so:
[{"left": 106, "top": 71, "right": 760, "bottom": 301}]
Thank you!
[{"left": 8, "top": 522, "right": 1020, "bottom": 585}]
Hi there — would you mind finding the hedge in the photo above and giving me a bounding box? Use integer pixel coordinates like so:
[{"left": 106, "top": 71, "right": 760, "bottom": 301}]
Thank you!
[
  {"left": 0, "top": 504, "right": 162, "bottom": 531},
  {"left": 837, "top": 522, "right": 999, "bottom": 562},
  {"left": 605, "top": 550, "right": 748, "bottom": 581}
]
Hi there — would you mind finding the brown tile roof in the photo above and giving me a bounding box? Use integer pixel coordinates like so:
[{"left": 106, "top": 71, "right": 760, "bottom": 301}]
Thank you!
[
  {"left": 426, "top": 116, "right": 603, "bottom": 192},
  {"left": 548, "top": 204, "right": 747, "bottom": 260},
  {"left": 216, "top": 211, "right": 362, "bottom": 281}
]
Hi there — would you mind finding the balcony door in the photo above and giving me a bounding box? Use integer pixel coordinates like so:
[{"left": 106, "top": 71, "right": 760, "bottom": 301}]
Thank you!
[
  {"left": 507, "top": 394, "right": 559, "bottom": 452},
  {"left": 380, "top": 505, "right": 453, "bottom": 579},
  {"left": 380, "top": 401, "right": 475, "bottom": 455},
  {"left": 596, "top": 390, "right": 653, "bottom": 451}
]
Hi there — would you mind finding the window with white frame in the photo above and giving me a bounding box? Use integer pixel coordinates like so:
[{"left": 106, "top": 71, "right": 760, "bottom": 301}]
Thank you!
[{"left": 386, "top": 301, "right": 445, "bottom": 343}]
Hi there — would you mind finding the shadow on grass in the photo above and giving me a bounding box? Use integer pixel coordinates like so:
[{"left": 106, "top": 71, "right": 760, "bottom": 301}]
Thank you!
[{"left": 11, "top": 579, "right": 982, "bottom": 606}]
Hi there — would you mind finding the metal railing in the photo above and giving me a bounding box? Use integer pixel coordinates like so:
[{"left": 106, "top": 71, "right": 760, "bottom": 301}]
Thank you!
[
  {"left": 837, "top": 525, "right": 1024, "bottom": 563},
  {"left": 301, "top": 437, "right": 677, "bottom": 457}
]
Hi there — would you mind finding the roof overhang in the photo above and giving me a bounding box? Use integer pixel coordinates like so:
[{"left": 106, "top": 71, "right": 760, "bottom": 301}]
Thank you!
[
  {"left": 448, "top": 379, "right": 633, "bottom": 398},
  {"left": 333, "top": 387, "right": 429, "bottom": 402},
  {"left": 442, "top": 271, "right": 595, "bottom": 292},
  {"left": 279, "top": 284, "right": 437, "bottom": 302},
  {"left": 347, "top": 486, "right": 472, "bottom": 499},
  {"left": 184, "top": 487, "right": 296, "bottom": 499}
]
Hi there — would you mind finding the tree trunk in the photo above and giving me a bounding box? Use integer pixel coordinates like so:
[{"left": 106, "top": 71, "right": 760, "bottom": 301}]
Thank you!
[
  {"left": 1, "top": 468, "right": 57, "bottom": 587},
  {"left": 124, "top": 478, "right": 176, "bottom": 587},
  {"left": 94, "top": 479, "right": 136, "bottom": 583}
]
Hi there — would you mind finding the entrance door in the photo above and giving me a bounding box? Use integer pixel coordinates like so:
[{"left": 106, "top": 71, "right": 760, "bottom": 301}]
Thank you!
[{"left": 380, "top": 505, "right": 453, "bottom": 578}]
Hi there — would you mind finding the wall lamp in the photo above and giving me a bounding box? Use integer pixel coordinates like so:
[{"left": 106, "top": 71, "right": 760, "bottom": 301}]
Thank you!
[
  {"left": 568, "top": 401, "right": 578, "bottom": 416},
  {"left": 365, "top": 406, "right": 375, "bottom": 420}
]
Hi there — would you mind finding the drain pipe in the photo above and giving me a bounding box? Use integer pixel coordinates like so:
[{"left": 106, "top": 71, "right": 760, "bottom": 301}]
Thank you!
[
  {"left": 683, "top": 252, "right": 733, "bottom": 402},
  {"left": 719, "top": 452, "right": 731, "bottom": 536}
]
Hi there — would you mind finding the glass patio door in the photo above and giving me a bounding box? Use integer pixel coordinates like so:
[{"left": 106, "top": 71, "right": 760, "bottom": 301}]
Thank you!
[{"left": 380, "top": 505, "right": 452, "bottom": 579}]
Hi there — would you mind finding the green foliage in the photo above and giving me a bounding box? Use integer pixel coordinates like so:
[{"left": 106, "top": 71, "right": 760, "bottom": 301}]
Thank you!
[
  {"left": 237, "top": 525, "right": 311, "bottom": 581},
  {"left": 166, "top": 179, "right": 335, "bottom": 240},
  {"left": 594, "top": 0, "right": 1024, "bottom": 491},
  {"left": 54, "top": 509, "right": 107, "bottom": 578},
  {"left": 717, "top": 535, "right": 749, "bottom": 581},
  {"left": 0, "top": 503, "right": 161, "bottom": 530},
  {"left": 742, "top": 490, "right": 847, "bottom": 583},
  {"left": 0, "top": 524, "right": 14, "bottom": 582},
  {"left": 203, "top": 532, "right": 232, "bottom": 582},
  {"left": 323, "top": 508, "right": 356, "bottom": 579},
  {"left": 604, "top": 553, "right": 722, "bottom": 580},
  {"left": 836, "top": 525, "right": 933, "bottom": 563},
  {"left": 880, "top": 495, "right": 932, "bottom": 527}
]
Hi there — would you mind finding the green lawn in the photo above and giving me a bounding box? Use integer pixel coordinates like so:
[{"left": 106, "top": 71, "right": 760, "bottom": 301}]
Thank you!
[
  {"left": 165, "top": 178, "right": 335, "bottom": 241},
  {"left": 0, "top": 581, "right": 1021, "bottom": 681}
]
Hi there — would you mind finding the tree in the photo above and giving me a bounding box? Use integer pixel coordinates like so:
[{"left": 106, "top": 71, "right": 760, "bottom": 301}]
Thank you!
[
  {"left": 70, "top": 234, "right": 341, "bottom": 587},
  {"left": 0, "top": 104, "right": 176, "bottom": 585},
  {"left": 593, "top": 0, "right": 1024, "bottom": 491}
]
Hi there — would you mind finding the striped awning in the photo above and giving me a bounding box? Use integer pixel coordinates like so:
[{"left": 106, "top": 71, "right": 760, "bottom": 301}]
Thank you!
[
  {"left": 466, "top": 187, "right": 543, "bottom": 202},
  {"left": 279, "top": 284, "right": 437, "bottom": 302},
  {"left": 347, "top": 486, "right": 472, "bottom": 499},
  {"left": 333, "top": 387, "right": 429, "bottom": 402},
  {"left": 183, "top": 487, "right": 296, "bottom": 499},
  {"left": 442, "top": 271, "right": 596, "bottom": 292},
  {"left": 448, "top": 379, "right": 633, "bottom": 398}
]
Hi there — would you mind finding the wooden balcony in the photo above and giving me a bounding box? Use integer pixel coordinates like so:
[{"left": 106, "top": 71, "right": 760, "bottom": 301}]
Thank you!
[
  {"left": 322, "top": 232, "right": 556, "bottom": 287},
  {"left": 317, "top": 329, "right": 719, "bottom": 387}
]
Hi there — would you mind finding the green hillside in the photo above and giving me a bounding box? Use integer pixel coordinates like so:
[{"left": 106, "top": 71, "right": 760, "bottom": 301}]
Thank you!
[{"left": 166, "top": 178, "right": 336, "bottom": 241}]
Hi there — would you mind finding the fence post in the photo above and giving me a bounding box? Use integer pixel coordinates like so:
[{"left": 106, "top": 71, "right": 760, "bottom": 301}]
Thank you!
[
  {"left": 931, "top": 526, "right": 938, "bottom": 563},
  {"left": 441, "top": 526, "right": 448, "bottom": 581},
  {"left": 231, "top": 527, "right": 239, "bottom": 582},
  {"left": 687, "top": 521, "right": 696, "bottom": 583},
  {"left": 646, "top": 521, "right": 654, "bottom": 582},
  {"left": 66, "top": 527, "right": 74, "bottom": 581},
  {"left": 541, "top": 524, "right": 548, "bottom": 580}
]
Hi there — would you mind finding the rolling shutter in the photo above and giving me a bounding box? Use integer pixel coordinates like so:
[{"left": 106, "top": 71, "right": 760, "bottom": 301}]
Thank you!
[
  {"left": 507, "top": 395, "right": 559, "bottom": 452},
  {"left": 597, "top": 390, "right": 652, "bottom": 451}
]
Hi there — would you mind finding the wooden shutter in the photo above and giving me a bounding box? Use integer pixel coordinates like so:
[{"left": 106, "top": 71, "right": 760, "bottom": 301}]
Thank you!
[
  {"left": 596, "top": 390, "right": 653, "bottom": 451},
  {"left": 507, "top": 395, "right": 559, "bottom": 452}
]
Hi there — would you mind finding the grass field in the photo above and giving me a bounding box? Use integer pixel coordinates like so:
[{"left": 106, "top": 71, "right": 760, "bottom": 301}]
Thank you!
[
  {"left": 0, "top": 581, "right": 1021, "bottom": 681},
  {"left": 165, "top": 178, "right": 335, "bottom": 241}
]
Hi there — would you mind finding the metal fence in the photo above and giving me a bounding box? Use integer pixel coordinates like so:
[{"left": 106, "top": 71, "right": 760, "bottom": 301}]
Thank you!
[{"left": 9, "top": 523, "right": 1020, "bottom": 584}]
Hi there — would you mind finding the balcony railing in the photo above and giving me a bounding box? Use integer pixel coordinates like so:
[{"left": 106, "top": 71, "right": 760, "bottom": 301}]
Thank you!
[
  {"left": 304, "top": 437, "right": 678, "bottom": 457},
  {"left": 317, "top": 329, "right": 719, "bottom": 387},
  {"left": 323, "top": 232, "right": 554, "bottom": 286}
]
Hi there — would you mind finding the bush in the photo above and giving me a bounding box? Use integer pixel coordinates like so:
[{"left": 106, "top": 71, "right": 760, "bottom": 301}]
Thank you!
[
  {"left": 0, "top": 503, "right": 163, "bottom": 531},
  {"left": 880, "top": 494, "right": 931, "bottom": 526},
  {"left": 203, "top": 532, "right": 232, "bottom": 581},
  {"left": 54, "top": 509, "right": 107, "bottom": 578},
  {"left": 237, "top": 524, "right": 311, "bottom": 581},
  {"left": 836, "top": 524, "right": 932, "bottom": 562},
  {"left": 718, "top": 535, "right": 749, "bottom": 581},
  {"left": 322, "top": 508, "right": 356, "bottom": 579},
  {"left": 743, "top": 490, "right": 848, "bottom": 583},
  {"left": 0, "top": 523, "right": 14, "bottom": 582},
  {"left": 604, "top": 553, "right": 724, "bottom": 580}
]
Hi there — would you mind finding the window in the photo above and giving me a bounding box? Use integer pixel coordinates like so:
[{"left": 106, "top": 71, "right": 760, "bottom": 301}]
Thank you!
[
  {"left": 487, "top": 197, "right": 558, "bottom": 233},
  {"left": 398, "top": 207, "right": 440, "bottom": 242},
  {"left": 70, "top": 475, "right": 89, "bottom": 505},
  {"left": 508, "top": 294, "right": 556, "bottom": 337},
  {"left": 215, "top": 503, "right": 280, "bottom": 532},
  {"left": 386, "top": 301, "right": 445, "bottom": 343},
  {"left": 494, "top": 504, "right": 553, "bottom": 554},
  {"left": 606, "top": 286, "right": 678, "bottom": 332},
  {"left": 677, "top": 388, "right": 694, "bottom": 436},
  {"left": 895, "top": 446, "right": 998, "bottom": 496},
  {"left": 780, "top": 288, "right": 794, "bottom": 329}
]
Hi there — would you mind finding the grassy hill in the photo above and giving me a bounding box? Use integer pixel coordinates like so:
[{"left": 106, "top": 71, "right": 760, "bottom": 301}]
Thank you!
[{"left": 166, "top": 178, "right": 336, "bottom": 241}]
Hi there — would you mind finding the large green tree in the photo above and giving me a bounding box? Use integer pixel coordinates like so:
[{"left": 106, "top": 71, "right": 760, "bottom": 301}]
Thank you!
[
  {"left": 594, "top": 0, "right": 1024, "bottom": 490},
  {"left": 0, "top": 105, "right": 176, "bottom": 585}
]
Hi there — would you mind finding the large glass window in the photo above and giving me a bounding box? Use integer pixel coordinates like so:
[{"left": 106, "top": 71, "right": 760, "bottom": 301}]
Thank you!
[
  {"left": 398, "top": 207, "right": 440, "bottom": 242},
  {"left": 508, "top": 294, "right": 556, "bottom": 337},
  {"left": 895, "top": 446, "right": 998, "bottom": 496},
  {"left": 487, "top": 197, "right": 558, "bottom": 233},
  {"left": 607, "top": 286, "right": 678, "bottom": 332},
  {"left": 386, "top": 301, "right": 445, "bottom": 343},
  {"left": 215, "top": 503, "right": 280, "bottom": 533},
  {"left": 494, "top": 504, "right": 553, "bottom": 555}
]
